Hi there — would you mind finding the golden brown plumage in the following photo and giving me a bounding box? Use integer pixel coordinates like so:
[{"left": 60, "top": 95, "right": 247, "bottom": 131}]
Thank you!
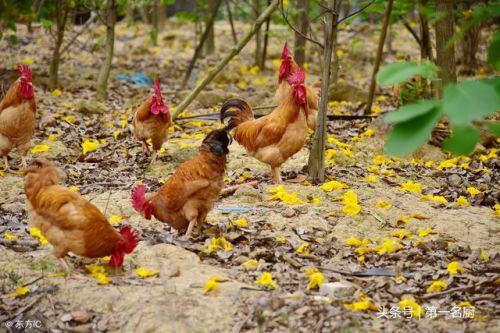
[
  {"left": 0, "top": 65, "right": 37, "bottom": 170},
  {"left": 132, "top": 80, "right": 171, "bottom": 163},
  {"left": 221, "top": 69, "right": 313, "bottom": 183},
  {"left": 24, "top": 159, "right": 139, "bottom": 270},
  {"left": 132, "top": 129, "right": 231, "bottom": 236}
]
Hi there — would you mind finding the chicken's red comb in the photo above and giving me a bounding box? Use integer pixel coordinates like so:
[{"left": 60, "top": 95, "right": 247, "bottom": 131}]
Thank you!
[
  {"left": 287, "top": 67, "right": 305, "bottom": 85},
  {"left": 154, "top": 79, "right": 161, "bottom": 96},
  {"left": 281, "top": 42, "right": 291, "bottom": 60},
  {"left": 17, "top": 65, "right": 32, "bottom": 81},
  {"left": 119, "top": 226, "right": 139, "bottom": 254},
  {"left": 131, "top": 184, "right": 148, "bottom": 212}
]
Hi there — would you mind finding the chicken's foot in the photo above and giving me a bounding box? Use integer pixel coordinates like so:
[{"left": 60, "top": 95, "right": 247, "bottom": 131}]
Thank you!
[
  {"left": 271, "top": 167, "right": 282, "bottom": 184},
  {"left": 2, "top": 156, "right": 9, "bottom": 171}
]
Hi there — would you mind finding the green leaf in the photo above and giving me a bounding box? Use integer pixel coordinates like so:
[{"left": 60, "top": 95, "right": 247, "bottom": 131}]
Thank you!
[
  {"left": 384, "top": 100, "right": 440, "bottom": 124},
  {"left": 487, "top": 122, "right": 500, "bottom": 136},
  {"left": 385, "top": 107, "right": 442, "bottom": 157},
  {"left": 377, "top": 61, "right": 437, "bottom": 85},
  {"left": 442, "top": 127, "right": 480, "bottom": 156},
  {"left": 488, "top": 31, "right": 500, "bottom": 69},
  {"left": 443, "top": 80, "right": 500, "bottom": 127}
]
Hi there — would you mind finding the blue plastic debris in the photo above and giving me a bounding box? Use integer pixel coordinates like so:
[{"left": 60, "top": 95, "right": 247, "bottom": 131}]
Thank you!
[{"left": 115, "top": 72, "right": 153, "bottom": 86}]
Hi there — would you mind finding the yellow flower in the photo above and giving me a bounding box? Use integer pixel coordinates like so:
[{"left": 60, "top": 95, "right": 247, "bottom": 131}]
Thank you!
[
  {"left": 426, "top": 280, "right": 448, "bottom": 293},
  {"left": 275, "top": 236, "right": 287, "bottom": 243},
  {"left": 344, "top": 296, "right": 379, "bottom": 311},
  {"left": 342, "top": 190, "right": 361, "bottom": 216},
  {"left": 30, "top": 144, "right": 50, "bottom": 154},
  {"left": 69, "top": 186, "right": 79, "bottom": 192},
  {"left": 255, "top": 272, "right": 277, "bottom": 289},
  {"left": 400, "top": 181, "right": 422, "bottom": 194},
  {"left": 370, "top": 105, "right": 381, "bottom": 114},
  {"left": 375, "top": 238, "right": 404, "bottom": 254},
  {"left": 399, "top": 298, "right": 424, "bottom": 317},
  {"left": 302, "top": 267, "right": 319, "bottom": 275},
  {"left": 360, "top": 129, "right": 375, "bottom": 137},
  {"left": 367, "top": 166, "right": 380, "bottom": 174},
  {"left": 85, "top": 264, "right": 111, "bottom": 284},
  {"left": 458, "top": 301, "right": 474, "bottom": 308},
  {"left": 417, "top": 227, "right": 436, "bottom": 237},
  {"left": 436, "top": 157, "right": 459, "bottom": 170},
  {"left": 109, "top": 215, "right": 123, "bottom": 224},
  {"left": 467, "top": 186, "right": 481, "bottom": 196},
  {"left": 392, "top": 229, "right": 412, "bottom": 240},
  {"left": 355, "top": 246, "right": 374, "bottom": 255},
  {"left": 136, "top": 267, "right": 159, "bottom": 279},
  {"left": 81, "top": 138, "right": 99, "bottom": 155},
  {"left": 29, "top": 227, "right": 48, "bottom": 245},
  {"left": 3, "top": 233, "right": 18, "bottom": 239},
  {"left": 479, "top": 251, "right": 489, "bottom": 261},
  {"left": 51, "top": 89, "right": 62, "bottom": 97},
  {"left": 419, "top": 195, "right": 448, "bottom": 204},
  {"left": 361, "top": 175, "right": 378, "bottom": 183},
  {"left": 456, "top": 196, "right": 470, "bottom": 206},
  {"left": 22, "top": 57, "right": 34, "bottom": 65},
  {"left": 375, "top": 200, "right": 392, "bottom": 209},
  {"left": 447, "top": 261, "right": 467, "bottom": 275},
  {"left": 307, "top": 272, "right": 325, "bottom": 290},
  {"left": 241, "top": 259, "right": 259, "bottom": 268},
  {"left": 372, "top": 155, "right": 390, "bottom": 166},
  {"left": 320, "top": 180, "right": 348, "bottom": 191},
  {"left": 203, "top": 276, "right": 220, "bottom": 294},
  {"left": 345, "top": 237, "right": 371, "bottom": 246},
  {"left": 61, "top": 115, "right": 77, "bottom": 123},
  {"left": 296, "top": 242, "right": 310, "bottom": 255},
  {"left": 48, "top": 134, "right": 57, "bottom": 141},
  {"left": 233, "top": 218, "right": 248, "bottom": 228},
  {"left": 357, "top": 256, "right": 365, "bottom": 262},
  {"left": 205, "top": 237, "right": 233, "bottom": 253},
  {"left": 493, "top": 204, "right": 500, "bottom": 218},
  {"left": 7, "top": 287, "right": 30, "bottom": 298},
  {"left": 267, "top": 185, "right": 303, "bottom": 205}
]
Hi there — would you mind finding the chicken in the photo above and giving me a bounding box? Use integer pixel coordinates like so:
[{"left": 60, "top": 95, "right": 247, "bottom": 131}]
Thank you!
[
  {"left": 132, "top": 79, "right": 171, "bottom": 163},
  {"left": 220, "top": 68, "right": 312, "bottom": 183},
  {"left": 0, "top": 65, "right": 37, "bottom": 170},
  {"left": 131, "top": 128, "right": 231, "bottom": 237},
  {"left": 278, "top": 42, "right": 320, "bottom": 131},
  {"left": 24, "top": 158, "right": 139, "bottom": 272}
]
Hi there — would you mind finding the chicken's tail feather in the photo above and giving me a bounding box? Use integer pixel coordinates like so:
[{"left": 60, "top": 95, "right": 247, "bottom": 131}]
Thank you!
[
  {"left": 119, "top": 226, "right": 140, "bottom": 254},
  {"left": 220, "top": 98, "right": 254, "bottom": 130}
]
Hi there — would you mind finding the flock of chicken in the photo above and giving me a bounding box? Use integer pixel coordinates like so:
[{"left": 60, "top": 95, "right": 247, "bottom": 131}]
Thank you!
[{"left": 0, "top": 43, "right": 320, "bottom": 274}]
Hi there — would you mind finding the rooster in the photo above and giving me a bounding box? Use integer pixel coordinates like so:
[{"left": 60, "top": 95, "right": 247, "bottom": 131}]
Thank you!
[
  {"left": 24, "top": 159, "right": 139, "bottom": 272},
  {"left": 278, "top": 42, "right": 320, "bottom": 130},
  {"left": 221, "top": 68, "right": 311, "bottom": 183},
  {"left": 132, "top": 79, "right": 171, "bottom": 163},
  {"left": 0, "top": 65, "right": 36, "bottom": 170},
  {"left": 131, "top": 128, "right": 231, "bottom": 237}
]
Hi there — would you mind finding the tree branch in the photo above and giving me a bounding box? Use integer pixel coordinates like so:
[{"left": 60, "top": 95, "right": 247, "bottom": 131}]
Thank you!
[
  {"left": 280, "top": 0, "right": 324, "bottom": 49},
  {"left": 336, "top": 0, "right": 375, "bottom": 25}
]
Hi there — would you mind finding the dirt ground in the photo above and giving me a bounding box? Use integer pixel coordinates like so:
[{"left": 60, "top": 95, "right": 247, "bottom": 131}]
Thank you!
[{"left": 1, "top": 17, "right": 499, "bottom": 333}]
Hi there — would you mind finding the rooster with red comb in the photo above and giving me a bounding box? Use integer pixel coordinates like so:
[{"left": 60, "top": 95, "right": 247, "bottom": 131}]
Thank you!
[
  {"left": 277, "top": 42, "right": 320, "bottom": 131},
  {"left": 0, "top": 65, "right": 37, "bottom": 170},
  {"left": 132, "top": 79, "right": 172, "bottom": 164}
]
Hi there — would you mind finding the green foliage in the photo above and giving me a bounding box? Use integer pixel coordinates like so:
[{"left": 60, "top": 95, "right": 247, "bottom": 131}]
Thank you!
[
  {"left": 8, "top": 271, "right": 21, "bottom": 285},
  {"left": 377, "top": 61, "right": 437, "bottom": 85},
  {"left": 442, "top": 126, "right": 480, "bottom": 155},
  {"left": 0, "top": 0, "right": 34, "bottom": 39},
  {"left": 385, "top": 105, "right": 442, "bottom": 157},
  {"left": 442, "top": 80, "right": 500, "bottom": 127},
  {"left": 380, "top": 62, "right": 500, "bottom": 157},
  {"left": 488, "top": 31, "right": 500, "bottom": 69}
]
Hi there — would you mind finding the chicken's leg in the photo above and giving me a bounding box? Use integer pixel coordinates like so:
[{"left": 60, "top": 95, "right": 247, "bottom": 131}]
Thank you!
[
  {"left": 58, "top": 258, "right": 85, "bottom": 280},
  {"left": 185, "top": 218, "right": 197, "bottom": 238},
  {"left": 2, "top": 155, "right": 9, "bottom": 171},
  {"left": 20, "top": 155, "right": 28, "bottom": 169},
  {"left": 141, "top": 141, "right": 150, "bottom": 156},
  {"left": 150, "top": 150, "right": 158, "bottom": 164},
  {"left": 271, "top": 167, "right": 282, "bottom": 184}
]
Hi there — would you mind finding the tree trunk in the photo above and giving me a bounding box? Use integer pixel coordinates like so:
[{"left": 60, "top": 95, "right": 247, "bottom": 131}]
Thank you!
[
  {"left": 307, "top": 0, "right": 340, "bottom": 181},
  {"left": 173, "top": 0, "right": 280, "bottom": 120},
  {"left": 458, "top": 2, "right": 481, "bottom": 75},
  {"left": 293, "top": 0, "right": 308, "bottom": 67},
  {"left": 385, "top": 22, "right": 393, "bottom": 54},
  {"left": 364, "top": 0, "right": 394, "bottom": 115},
  {"left": 204, "top": 0, "right": 217, "bottom": 55},
  {"left": 418, "top": 0, "right": 433, "bottom": 61},
  {"left": 151, "top": 0, "right": 159, "bottom": 45},
  {"left": 259, "top": 0, "right": 272, "bottom": 70},
  {"left": 225, "top": 0, "right": 238, "bottom": 44},
  {"left": 96, "top": 0, "right": 116, "bottom": 100},
  {"left": 253, "top": 0, "right": 262, "bottom": 67},
  {"left": 434, "top": 0, "right": 456, "bottom": 87},
  {"left": 49, "top": 0, "right": 69, "bottom": 89}
]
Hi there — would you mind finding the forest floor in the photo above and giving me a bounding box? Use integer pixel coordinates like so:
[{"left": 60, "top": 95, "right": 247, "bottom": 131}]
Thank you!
[{"left": 0, "top": 18, "right": 499, "bottom": 333}]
